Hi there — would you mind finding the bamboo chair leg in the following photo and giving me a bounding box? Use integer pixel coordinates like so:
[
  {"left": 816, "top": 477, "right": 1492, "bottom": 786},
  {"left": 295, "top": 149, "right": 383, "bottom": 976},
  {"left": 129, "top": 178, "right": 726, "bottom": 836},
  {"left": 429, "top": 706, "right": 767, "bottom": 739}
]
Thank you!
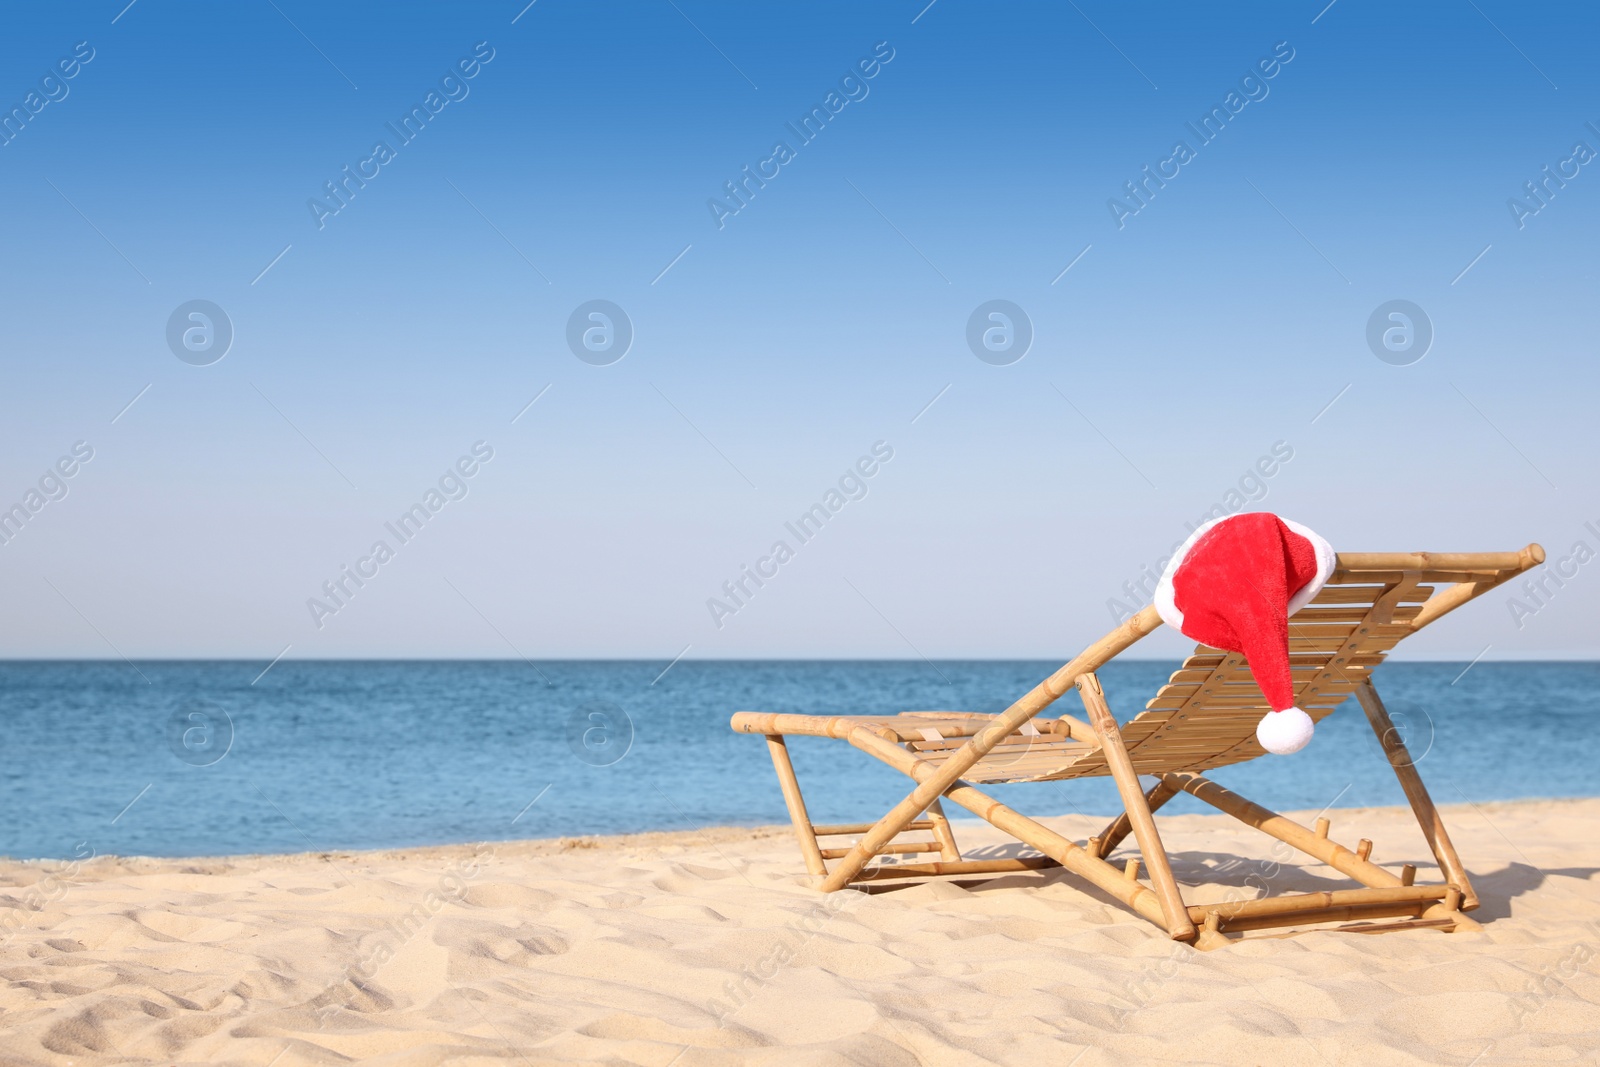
[
  {"left": 1431, "top": 889, "right": 1483, "bottom": 932},
  {"left": 1092, "top": 778, "right": 1181, "bottom": 859},
  {"left": 1162, "top": 771, "right": 1480, "bottom": 935},
  {"left": 1193, "top": 912, "right": 1230, "bottom": 951},
  {"left": 764, "top": 735, "right": 827, "bottom": 878},
  {"left": 818, "top": 606, "right": 1166, "bottom": 893},
  {"left": 1163, "top": 771, "right": 1405, "bottom": 889},
  {"left": 1354, "top": 680, "right": 1479, "bottom": 910},
  {"left": 1077, "top": 674, "right": 1197, "bottom": 942},
  {"left": 926, "top": 798, "right": 961, "bottom": 861},
  {"left": 846, "top": 726, "right": 1174, "bottom": 933}
]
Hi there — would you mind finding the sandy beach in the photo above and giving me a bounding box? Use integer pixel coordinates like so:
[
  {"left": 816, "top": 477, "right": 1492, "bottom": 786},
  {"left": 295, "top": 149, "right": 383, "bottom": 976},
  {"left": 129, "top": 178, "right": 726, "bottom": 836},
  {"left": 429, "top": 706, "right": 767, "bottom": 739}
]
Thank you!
[{"left": 2, "top": 798, "right": 1597, "bottom": 1066}]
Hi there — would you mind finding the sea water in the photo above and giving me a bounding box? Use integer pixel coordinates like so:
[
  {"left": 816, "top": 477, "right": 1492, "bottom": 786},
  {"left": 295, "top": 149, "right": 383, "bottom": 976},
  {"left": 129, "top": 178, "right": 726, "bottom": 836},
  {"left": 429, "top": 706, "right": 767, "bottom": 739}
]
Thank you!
[{"left": 0, "top": 660, "right": 1593, "bottom": 859}]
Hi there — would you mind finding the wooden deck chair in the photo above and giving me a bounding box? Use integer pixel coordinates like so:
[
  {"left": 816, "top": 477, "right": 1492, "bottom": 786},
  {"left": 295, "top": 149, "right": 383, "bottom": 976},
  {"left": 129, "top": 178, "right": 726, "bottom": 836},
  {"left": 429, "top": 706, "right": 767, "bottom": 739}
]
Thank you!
[{"left": 732, "top": 545, "right": 1545, "bottom": 948}]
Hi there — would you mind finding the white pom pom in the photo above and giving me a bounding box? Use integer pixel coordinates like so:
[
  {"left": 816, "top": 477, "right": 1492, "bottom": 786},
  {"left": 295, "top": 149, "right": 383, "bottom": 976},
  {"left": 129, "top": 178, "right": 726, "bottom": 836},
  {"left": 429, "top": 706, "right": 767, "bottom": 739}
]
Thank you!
[{"left": 1256, "top": 707, "right": 1315, "bottom": 755}]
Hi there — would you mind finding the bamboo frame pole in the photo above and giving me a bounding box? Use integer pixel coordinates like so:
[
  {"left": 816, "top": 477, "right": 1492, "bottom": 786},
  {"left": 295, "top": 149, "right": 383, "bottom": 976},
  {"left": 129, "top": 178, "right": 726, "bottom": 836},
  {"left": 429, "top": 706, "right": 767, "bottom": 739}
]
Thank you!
[
  {"left": 813, "top": 820, "right": 935, "bottom": 836},
  {"left": 1205, "top": 902, "right": 1440, "bottom": 935},
  {"left": 1046, "top": 714, "right": 1099, "bottom": 744},
  {"left": 1193, "top": 912, "right": 1229, "bottom": 951},
  {"left": 1353, "top": 679, "right": 1479, "bottom": 909},
  {"left": 1332, "top": 549, "right": 1539, "bottom": 572},
  {"left": 1092, "top": 778, "right": 1181, "bottom": 859},
  {"left": 733, "top": 711, "right": 1093, "bottom": 743},
  {"left": 1163, "top": 771, "right": 1479, "bottom": 934},
  {"left": 819, "top": 841, "right": 937, "bottom": 859},
  {"left": 854, "top": 856, "right": 1059, "bottom": 880},
  {"left": 734, "top": 712, "right": 904, "bottom": 738},
  {"left": 1406, "top": 581, "right": 1488, "bottom": 631},
  {"left": 1406, "top": 544, "right": 1543, "bottom": 633},
  {"left": 764, "top": 735, "right": 827, "bottom": 878},
  {"left": 925, "top": 798, "right": 962, "bottom": 861},
  {"left": 1160, "top": 773, "right": 1404, "bottom": 889},
  {"left": 844, "top": 726, "right": 1177, "bottom": 933},
  {"left": 1187, "top": 885, "right": 1447, "bottom": 924},
  {"left": 818, "top": 606, "right": 1164, "bottom": 892},
  {"left": 1077, "top": 673, "right": 1196, "bottom": 941}
]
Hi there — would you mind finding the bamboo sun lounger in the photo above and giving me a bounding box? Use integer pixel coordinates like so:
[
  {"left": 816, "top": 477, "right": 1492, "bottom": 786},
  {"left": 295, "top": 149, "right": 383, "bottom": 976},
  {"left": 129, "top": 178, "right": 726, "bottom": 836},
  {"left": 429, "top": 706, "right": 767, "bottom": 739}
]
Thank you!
[{"left": 732, "top": 545, "right": 1545, "bottom": 949}]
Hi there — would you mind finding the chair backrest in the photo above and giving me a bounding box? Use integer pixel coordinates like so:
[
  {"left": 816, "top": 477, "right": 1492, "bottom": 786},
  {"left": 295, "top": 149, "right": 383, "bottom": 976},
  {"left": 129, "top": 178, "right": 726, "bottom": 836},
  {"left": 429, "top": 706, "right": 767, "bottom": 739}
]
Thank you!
[
  {"left": 945, "top": 547, "right": 1542, "bottom": 784},
  {"left": 1125, "top": 549, "right": 1543, "bottom": 772}
]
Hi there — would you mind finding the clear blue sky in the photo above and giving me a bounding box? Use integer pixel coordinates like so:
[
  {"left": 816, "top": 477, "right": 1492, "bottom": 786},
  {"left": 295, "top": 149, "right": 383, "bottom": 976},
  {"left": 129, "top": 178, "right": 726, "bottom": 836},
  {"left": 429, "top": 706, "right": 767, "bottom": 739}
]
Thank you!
[{"left": 1, "top": 0, "right": 1595, "bottom": 661}]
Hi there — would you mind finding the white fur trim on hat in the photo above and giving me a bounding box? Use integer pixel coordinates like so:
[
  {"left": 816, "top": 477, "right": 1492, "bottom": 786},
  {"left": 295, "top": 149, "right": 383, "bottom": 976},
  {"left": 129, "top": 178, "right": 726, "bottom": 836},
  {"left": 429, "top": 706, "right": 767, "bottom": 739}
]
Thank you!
[
  {"left": 1257, "top": 706, "right": 1315, "bottom": 755},
  {"left": 1153, "top": 513, "right": 1335, "bottom": 633},
  {"left": 1280, "top": 518, "right": 1336, "bottom": 616},
  {"left": 1152, "top": 516, "right": 1227, "bottom": 633}
]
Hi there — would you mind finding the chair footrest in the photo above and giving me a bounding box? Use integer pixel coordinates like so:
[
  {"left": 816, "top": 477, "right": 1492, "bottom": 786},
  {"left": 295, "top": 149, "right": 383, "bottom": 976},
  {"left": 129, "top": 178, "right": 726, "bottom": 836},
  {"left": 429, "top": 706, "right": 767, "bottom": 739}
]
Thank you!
[
  {"left": 1190, "top": 885, "right": 1457, "bottom": 933},
  {"left": 851, "top": 856, "right": 1061, "bottom": 882},
  {"left": 812, "top": 820, "right": 934, "bottom": 836},
  {"left": 820, "top": 840, "right": 940, "bottom": 860}
]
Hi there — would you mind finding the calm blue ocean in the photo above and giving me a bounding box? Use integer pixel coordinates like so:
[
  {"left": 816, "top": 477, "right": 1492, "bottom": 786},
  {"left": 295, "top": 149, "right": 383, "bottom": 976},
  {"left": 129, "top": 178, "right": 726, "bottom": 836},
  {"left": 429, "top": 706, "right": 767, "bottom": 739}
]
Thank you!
[{"left": 1, "top": 661, "right": 1593, "bottom": 860}]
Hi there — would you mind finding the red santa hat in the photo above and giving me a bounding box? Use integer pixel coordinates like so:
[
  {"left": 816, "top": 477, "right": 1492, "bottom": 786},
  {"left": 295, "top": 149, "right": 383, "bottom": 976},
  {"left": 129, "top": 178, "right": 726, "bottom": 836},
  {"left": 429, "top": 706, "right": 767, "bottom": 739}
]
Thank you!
[{"left": 1154, "top": 512, "right": 1336, "bottom": 755}]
